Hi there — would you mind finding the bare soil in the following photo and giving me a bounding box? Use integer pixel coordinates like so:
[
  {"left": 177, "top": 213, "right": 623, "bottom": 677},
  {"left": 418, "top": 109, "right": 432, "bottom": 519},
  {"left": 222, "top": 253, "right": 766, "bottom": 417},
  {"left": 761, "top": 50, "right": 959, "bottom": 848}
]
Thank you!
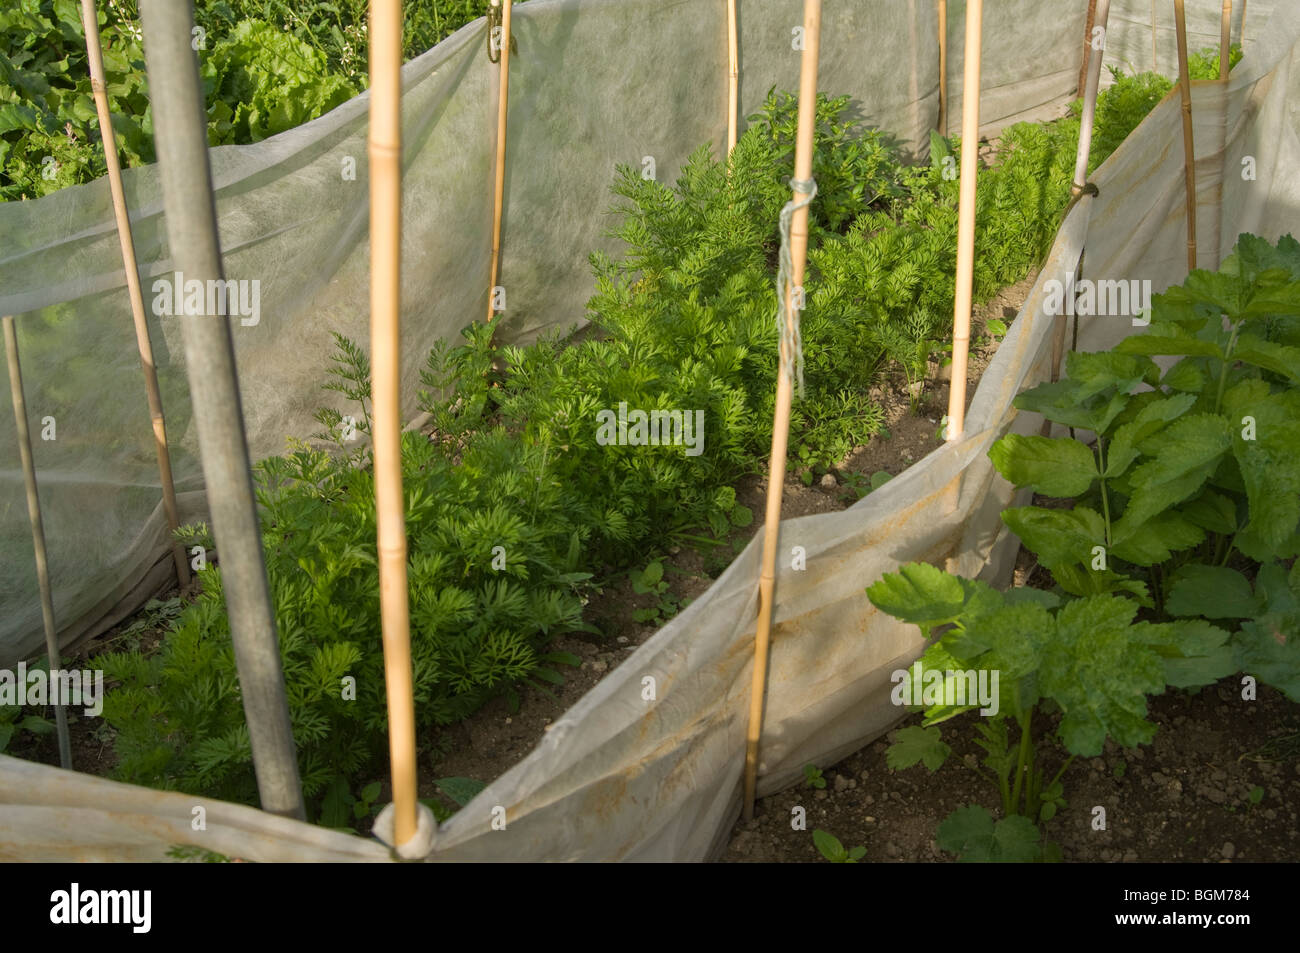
[{"left": 721, "top": 682, "right": 1300, "bottom": 864}]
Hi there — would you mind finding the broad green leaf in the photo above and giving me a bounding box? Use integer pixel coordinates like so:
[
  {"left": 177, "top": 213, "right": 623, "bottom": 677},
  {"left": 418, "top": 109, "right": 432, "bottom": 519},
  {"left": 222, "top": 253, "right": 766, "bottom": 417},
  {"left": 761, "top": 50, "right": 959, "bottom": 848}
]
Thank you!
[
  {"left": 937, "top": 805, "right": 1040, "bottom": 862},
  {"left": 1160, "top": 358, "right": 1207, "bottom": 394},
  {"left": 1115, "top": 333, "right": 1224, "bottom": 360},
  {"left": 1003, "top": 587, "right": 1062, "bottom": 610},
  {"left": 436, "top": 776, "right": 487, "bottom": 807},
  {"left": 1233, "top": 615, "right": 1300, "bottom": 702},
  {"left": 1166, "top": 565, "right": 1258, "bottom": 619},
  {"left": 1233, "top": 334, "right": 1300, "bottom": 382},
  {"left": 1041, "top": 595, "right": 1162, "bottom": 755},
  {"left": 989, "top": 434, "right": 1097, "bottom": 497},
  {"left": 1103, "top": 392, "right": 1198, "bottom": 478},
  {"left": 1001, "top": 506, "right": 1105, "bottom": 571},
  {"left": 1012, "top": 378, "right": 1133, "bottom": 434},
  {"left": 1117, "top": 414, "right": 1232, "bottom": 529},
  {"left": 1110, "top": 510, "right": 1205, "bottom": 566},
  {"left": 813, "top": 829, "right": 848, "bottom": 862},
  {"left": 886, "top": 725, "right": 951, "bottom": 772},
  {"left": 867, "top": 562, "right": 998, "bottom": 632},
  {"left": 1180, "top": 488, "right": 1238, "bottom": 534}
]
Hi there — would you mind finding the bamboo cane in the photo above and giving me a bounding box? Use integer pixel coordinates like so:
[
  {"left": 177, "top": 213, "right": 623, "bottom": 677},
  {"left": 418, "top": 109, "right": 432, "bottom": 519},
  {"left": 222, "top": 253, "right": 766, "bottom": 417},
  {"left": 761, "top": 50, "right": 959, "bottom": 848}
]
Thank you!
[
  {"left": 943, "top": 0, "right": 982, "bottom": 445},
  {"left": 1072, "top": 0, "right": 1112, "bottom": 196},
  {"left": 938, "top": 0, "right": 948, "bottom": 135},
  {"left": 370, "top": 0, "right": 419, "bottom": 849},
  {"left": 1174, "top": 0, "right": 1197, "bottom": 272},
  {"left": 1241, "top": 0, "right": 1247, "bottom": 46},
  {"left": 742, "top": 0, "right": 820, "bottom": 823},
  {"left": 3, "top": 316, "right": 72, "bottom": 770},
  {"left": 726, "top": 0, "right": 739, "bottom": 156},
  {"left": 79, "top": 0, "right": 189, "bottom": 589},
  {"left": 1151, "top": 0, "right": 1158, "bottom": 71},
  {"left": 1220, "top": 1, "right": 1232, "bottom": 79},
  {"left": 1079, "top": 0, "right": 1098, "bottom": 99},
  {"left": 137, "top": 0, "right": 303, "bottom": 820},
  {"left": 485, "top": 0, "right": 513, "bottom": 323}
]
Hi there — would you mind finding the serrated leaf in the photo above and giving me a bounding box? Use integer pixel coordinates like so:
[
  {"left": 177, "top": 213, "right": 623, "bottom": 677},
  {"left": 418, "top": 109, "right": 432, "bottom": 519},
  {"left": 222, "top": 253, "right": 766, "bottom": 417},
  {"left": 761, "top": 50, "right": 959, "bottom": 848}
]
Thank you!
[
  {"left": 867, "top": 562, "right": 974, "bottom": 632},
  {"left": 1001, "top": 506, "right": 1105, "bottom": 571},
  {"left": 1110, "top": 510, "right": 1205, "bottom": 566},
  {"left": 989, "top": 434, "right": 1097, "bottom": 497},
  {"left": 885, "top": 725, "right": 951, "bottom": 772}
]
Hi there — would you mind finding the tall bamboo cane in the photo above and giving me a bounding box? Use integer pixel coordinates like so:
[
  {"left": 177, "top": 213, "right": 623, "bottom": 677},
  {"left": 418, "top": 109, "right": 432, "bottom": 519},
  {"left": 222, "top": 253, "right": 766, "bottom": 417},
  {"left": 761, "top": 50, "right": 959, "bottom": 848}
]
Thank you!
[
  {"left": 727, "top": 0, "right": 739, "bottom": 156},
  {"left": 370, "top": 0, "right": 419, "bottom": 848},
  {"left": 485, "top": 0, "right": 513, "bottom": 323},
  {"left": 1151, "top": 0, "right": 1158, "bottom": 70},
  {"left": 79, "top": 0, "right": 189, "bottom": 589},
  {"left": 1073, "top": 0, "right": 1112, "bottom": 197},
  {"left": 938, "top": 0, "right": 948, "bottom": 134},
  {"left": 3, "top": 316, "right": 72, "bottom": 770},
  {"left": 1174, "top": 0, "right": 1198, "bottom": 272},
  {"left": 943, "top": 0, "right": 982, "bottom": 445},
  {"left": 742, "top": 0, "right": 821, "bottom": 822},
  {"left": 1220, "top": 1, "right": 1232, "bottom": 79}
]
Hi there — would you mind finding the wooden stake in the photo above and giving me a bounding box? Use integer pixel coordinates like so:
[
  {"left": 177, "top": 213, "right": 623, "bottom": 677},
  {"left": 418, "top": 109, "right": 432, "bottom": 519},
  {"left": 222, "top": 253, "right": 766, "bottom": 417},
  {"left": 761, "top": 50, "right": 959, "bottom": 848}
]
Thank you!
[
  {"left": 3, "top": 316, "right": 72, "bottom": 771},
  {"left": 1174, "top": 0, "right": 1197, "bottom": 272},
  {"left": 943, "top": 0, "right": 982, "bottom": 445},
  {"left": 486, "top": 0, "right": 513, "bottom": 323},
  {"left": 1073, "top": 0, "right": 1112, "bottom": 195},
  {"left": 938, "top": 0, "right": 948, "bottom": 135},
  {"left": 1241, "top": 0, "right": 1247, "bottom": 46},
  {"left": 726, "top": 0, "right": 739, "bottom": 156},
  {"left": 369, "top": 0, "right": 419, "bottom": 849},
  {"left": 1220, "top": 1, "right": 1232, "bottom": 80},
  {"left": 79, "top": 0, "right": 189, "bottom": 589},
  {"left": 742, "top": 0, "right": 820, "bottom": 822}
]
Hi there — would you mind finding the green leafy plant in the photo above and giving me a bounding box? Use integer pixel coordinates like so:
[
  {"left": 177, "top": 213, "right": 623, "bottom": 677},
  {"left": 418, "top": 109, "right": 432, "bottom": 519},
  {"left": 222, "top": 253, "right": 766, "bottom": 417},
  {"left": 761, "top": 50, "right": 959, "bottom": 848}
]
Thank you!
[
  {"left": 988, "top": 234, "right": 1300, "bottom": 701},
  {"left": 868, "top": 561, "right": 1233, "bottom": 861},
  {"left": 97, "top": 84, "right": 1176, "bottom": 822},
  {"left": 629, "top": 560, "right": 680, "bottom": 625},
  {"left": 803, "top": 763, "right": 827, "bottom": 789},
  {"left": 813, "top": 828, "right": 865, "bottom": 863}
]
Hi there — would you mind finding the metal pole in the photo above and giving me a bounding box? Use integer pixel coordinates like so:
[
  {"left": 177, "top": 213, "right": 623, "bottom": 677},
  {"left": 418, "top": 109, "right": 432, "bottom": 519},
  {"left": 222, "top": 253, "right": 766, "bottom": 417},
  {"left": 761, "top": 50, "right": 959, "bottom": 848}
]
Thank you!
[
  {"left": 137, "top": 0, "right": 304, "bottom": 820},
  {"left": 3, "top": 316, "right": 72, "bottom": 771},
  {"left": 80, "top": 0, "right": 190, "bottom": 589}
]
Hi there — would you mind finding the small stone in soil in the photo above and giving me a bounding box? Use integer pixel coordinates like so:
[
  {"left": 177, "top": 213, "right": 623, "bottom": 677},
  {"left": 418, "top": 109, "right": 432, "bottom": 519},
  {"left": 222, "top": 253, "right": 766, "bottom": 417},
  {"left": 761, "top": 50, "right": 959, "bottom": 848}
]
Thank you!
[
  {"left": 1221, "top": 842, "right": 1236, "bottom": 860},
  {"left": 820, "top": 473, "right": 838, "bottom": 489}
]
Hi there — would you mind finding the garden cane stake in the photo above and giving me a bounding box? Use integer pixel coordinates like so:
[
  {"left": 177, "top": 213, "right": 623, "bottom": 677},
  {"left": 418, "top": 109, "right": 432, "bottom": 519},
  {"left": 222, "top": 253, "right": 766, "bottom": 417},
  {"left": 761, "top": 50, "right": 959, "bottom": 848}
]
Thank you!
[
  {"left": 1174, "top": 0, "right": 1198, "bottom": 272},
  {"left": 3, "top": 316, "right": 72, "bottom": 770},
  {"left": 944, "top": 0, "right": 982, "bottom": 444},
  {"left": 743, "top": 0, "right": 821, "bottom": 822},
  {"left": 486, "top": 0, "right": 513, "bottom": 324},
  {"left": 370, "top": 0, "right": 420, "bottom": 849},
  {"left": 80, "top": 0, "right": 189, "bottom": 589}
]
